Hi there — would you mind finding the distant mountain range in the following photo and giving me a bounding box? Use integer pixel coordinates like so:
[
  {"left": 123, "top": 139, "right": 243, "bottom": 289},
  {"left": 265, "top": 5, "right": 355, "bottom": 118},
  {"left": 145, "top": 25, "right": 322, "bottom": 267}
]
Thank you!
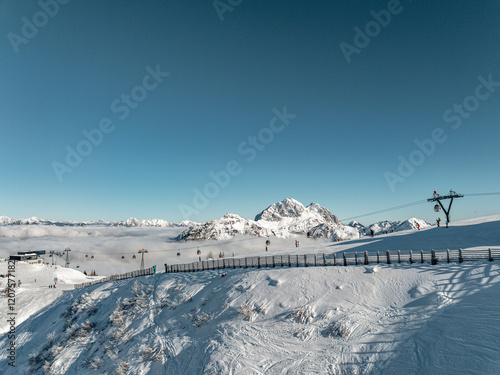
[
  {"left": 0, "top": 216, "right": 196, "bottom": 228},
  {"left": 1, "top": 198, "right": 430, "bottom": 241}
]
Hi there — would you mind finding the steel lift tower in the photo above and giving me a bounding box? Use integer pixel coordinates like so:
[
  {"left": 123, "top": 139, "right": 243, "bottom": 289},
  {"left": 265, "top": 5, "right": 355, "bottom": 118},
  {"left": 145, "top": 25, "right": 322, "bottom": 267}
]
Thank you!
[
  {"left": 138, "top": 248, "right": 148, "bottom": 271},
  {"left": 428, "top": 190, "right": 464, "bottom": 223},
  {"left": 64, "top": 247, "right": 71, "bottom": 268}
]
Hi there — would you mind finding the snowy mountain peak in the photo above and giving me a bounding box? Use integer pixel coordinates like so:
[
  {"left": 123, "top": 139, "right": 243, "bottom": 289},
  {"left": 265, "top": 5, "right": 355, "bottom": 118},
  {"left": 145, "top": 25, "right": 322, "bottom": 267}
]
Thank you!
[{"left": 254, "top": 198, "right": 306, "bottom": 221}]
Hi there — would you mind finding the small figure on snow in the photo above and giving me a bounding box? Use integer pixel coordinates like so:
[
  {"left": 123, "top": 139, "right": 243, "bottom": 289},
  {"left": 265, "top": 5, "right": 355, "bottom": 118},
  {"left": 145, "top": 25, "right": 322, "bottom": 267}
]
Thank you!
[
  {"left": 437, "top": 218, "right": 441, "bottom": 227},
  {"left": 417, "top": 223, "right": 420, "bottom": 230}
]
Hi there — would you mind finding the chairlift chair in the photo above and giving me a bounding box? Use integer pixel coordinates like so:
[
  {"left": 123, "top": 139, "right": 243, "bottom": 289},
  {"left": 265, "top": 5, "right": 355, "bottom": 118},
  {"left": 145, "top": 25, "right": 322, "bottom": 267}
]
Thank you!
[{"left": 434, "top": 204, "right": 441, "bottom": 212}]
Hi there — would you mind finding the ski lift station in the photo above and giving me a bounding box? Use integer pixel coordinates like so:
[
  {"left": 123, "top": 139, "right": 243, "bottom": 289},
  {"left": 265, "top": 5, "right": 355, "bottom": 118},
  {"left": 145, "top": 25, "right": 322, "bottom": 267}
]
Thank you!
[{"left": 9, "top": 252, "right": 44, "bottom": 264}]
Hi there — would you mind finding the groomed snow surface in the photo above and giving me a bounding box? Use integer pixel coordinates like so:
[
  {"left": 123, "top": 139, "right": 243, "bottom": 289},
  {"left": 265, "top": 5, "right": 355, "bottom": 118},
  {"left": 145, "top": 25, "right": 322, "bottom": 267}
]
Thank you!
[{"left": 0, "top": 216, "right": 499, "bottom": 374}]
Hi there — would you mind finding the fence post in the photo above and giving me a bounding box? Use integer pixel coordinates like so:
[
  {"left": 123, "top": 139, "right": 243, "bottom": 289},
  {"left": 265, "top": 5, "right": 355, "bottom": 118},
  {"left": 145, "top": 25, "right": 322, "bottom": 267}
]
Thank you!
[
  {"left": 323, "top": 253, "right": 326, "bottom": 266},
  {"left": 258, "top": 256, "right": 261, "bottom": 268},
  {"left": 273, "top": 256, "right": 276, "bottom": 268},
  {"left": 489, "top": 248, "right": 493, "bottom": 262},
  {"left": 420, "top": 250, "right": 424, "bottom": 264},
  {"left": 447, "top": 249, "right": 450, "bottom": 263},
  {"left": 343, "top": 253, "right": 347, "bottom": 266},
  {"left": 296, "top": 254, "right": 299, "bottom": 267},
  {"left": 354, "top": 252, "right": 358, "bottom": 265},
  {"left": 398, "top": 250, "right": 401, "bottom": 264},
  {"left": 333, "top": 253, "right": 337, "bottom": 266},
  {"left": 431, "top": 250, "right": 437, "bottom": 265},
  {"left": 305, "top": 255, "right": 308, "bottom": 267},
  {"left": 245, "top": 257, "right": 248, "bottom": 269},
  {"left": 164, "top": 264, "right": 168, "bottom": 273},
  {"left": 386, "top": 250, "right": 391, "bottom": 265},
  {"left": 409, "top": 250, "right": 413, "bottom": 264},
  {"left": 459, "top": 248, "right": 463, "bottom": 263},
  {"left": 288, "top": 255, "right": 291, "bottom": 267},
  {"left": 364, "top": 251, "right": 369, "bottom": 265},
  {"left": 377, "top": 251, "right": 380, "bottom": 264},
  {"left": 314, "top": 254, "right": 317, "bottom": 267},
  {"left": 281, "top": 255, "right": 284, "bottom": 267}
]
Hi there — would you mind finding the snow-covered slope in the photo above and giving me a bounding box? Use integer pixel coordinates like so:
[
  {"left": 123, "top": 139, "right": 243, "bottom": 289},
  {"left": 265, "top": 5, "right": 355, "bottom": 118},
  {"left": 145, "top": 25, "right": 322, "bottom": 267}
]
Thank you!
[
  {"left": 2, "top": 261, "right": 500, "bottom": 374},
  {"left": 0, "top": 262, "right": 103, "bottom": 335}
]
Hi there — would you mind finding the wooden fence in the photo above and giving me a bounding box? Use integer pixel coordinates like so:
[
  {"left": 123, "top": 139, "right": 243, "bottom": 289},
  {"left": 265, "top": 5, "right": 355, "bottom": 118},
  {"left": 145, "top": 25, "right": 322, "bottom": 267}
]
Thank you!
[
  {"left": 164, "top": 248, "right": 500, "bottom": 273},
  {"left": 74, "top": 266, "right": 156, "bottom": 289}
]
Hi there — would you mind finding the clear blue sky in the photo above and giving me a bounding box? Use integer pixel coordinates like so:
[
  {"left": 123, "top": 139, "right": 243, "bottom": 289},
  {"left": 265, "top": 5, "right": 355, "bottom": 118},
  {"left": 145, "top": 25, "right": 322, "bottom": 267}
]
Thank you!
[{"left": 1, "top": 0, "right": 499, "bottom": 224}]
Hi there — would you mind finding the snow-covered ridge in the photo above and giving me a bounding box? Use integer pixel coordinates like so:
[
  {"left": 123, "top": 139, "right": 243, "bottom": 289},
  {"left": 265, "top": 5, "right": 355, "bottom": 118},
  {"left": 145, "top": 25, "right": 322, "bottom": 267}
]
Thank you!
[
  {"left": 361, "top": 217, "right": 431, "bottom": 235},
  {"left": 176, "top": 214, "right": 273, "bottom": 241}
]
